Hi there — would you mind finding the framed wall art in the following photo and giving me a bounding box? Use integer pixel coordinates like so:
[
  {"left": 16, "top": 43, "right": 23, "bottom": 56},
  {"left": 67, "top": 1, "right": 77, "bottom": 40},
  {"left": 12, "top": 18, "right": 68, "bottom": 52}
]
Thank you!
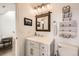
[{"left": 24, "top": 17, "right": 32, "bottom": 26}]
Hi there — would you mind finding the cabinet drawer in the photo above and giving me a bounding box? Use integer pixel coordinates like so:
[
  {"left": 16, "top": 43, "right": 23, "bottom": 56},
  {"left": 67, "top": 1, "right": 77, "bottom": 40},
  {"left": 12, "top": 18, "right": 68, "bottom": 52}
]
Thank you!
[
  {"left": 40, "top": 44, "right": 48, "bottom": 51},
  {"left": 40, "top": 44, "right": 48, "bottom": 56},
  {"left": 40, "top": 51, "right": 48, "bottom": 56}
]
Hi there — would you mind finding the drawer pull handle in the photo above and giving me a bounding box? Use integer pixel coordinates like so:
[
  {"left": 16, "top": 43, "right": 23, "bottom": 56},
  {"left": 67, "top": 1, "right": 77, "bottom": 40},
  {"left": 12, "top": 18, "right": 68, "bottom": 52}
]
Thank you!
[
  {"left": 42, "top": 47, "right": 44, "bottom": 49},
  {"left": 42, "top": 53, "right": 44, "bottom": 55},
  {"left": 30, "top": 48, "right": 33, "bottom": 55}
]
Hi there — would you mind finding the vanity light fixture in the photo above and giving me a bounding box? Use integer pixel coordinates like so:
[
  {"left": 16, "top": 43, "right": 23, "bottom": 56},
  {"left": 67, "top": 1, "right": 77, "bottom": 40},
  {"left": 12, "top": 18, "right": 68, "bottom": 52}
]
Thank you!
[{"left": 33, "top": 3, "right": 52, "bottom": 15}]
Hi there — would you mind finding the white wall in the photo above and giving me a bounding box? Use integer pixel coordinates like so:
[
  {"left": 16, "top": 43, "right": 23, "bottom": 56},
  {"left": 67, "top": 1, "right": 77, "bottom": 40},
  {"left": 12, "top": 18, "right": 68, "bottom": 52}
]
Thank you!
[{"left": 16, "top": 3, "right": 79, "bottom": 56}]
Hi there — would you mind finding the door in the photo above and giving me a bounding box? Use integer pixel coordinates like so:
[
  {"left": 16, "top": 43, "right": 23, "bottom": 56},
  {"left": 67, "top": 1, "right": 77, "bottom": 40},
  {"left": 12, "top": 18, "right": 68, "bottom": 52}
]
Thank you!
[
  {"left": 26, "top": 40, "right": 40, "bottom": 56},
  {"left": 30, "top": 41, "right": 39, "bottom": 56}
]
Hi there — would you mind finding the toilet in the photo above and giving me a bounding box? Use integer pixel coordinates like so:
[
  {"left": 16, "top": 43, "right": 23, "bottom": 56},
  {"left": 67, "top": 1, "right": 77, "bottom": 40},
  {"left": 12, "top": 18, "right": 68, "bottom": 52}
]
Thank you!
[{"left": 57, "top": 43, "right": 79, "bottom": 56}]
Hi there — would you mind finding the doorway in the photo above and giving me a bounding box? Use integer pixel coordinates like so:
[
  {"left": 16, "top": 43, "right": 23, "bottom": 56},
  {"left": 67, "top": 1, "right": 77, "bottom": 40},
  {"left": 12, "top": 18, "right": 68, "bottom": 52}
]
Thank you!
[{"left": 0, "top": 3, "right": 16, "bottom": 56}]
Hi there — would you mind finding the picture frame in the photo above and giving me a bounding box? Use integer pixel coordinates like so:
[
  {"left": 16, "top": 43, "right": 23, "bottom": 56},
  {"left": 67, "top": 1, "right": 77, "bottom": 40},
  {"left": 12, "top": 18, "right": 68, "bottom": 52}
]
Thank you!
[
  {"left": 35, "top": 11, "right": 52, "bottom": 32},
  {"left": 24, "top": 17, "right": 32, "bottom": 26}
]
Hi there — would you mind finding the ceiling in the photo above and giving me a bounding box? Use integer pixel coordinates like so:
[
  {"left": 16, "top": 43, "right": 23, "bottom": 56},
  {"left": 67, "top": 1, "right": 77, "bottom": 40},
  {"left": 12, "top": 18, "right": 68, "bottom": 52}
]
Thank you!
[{"left": 0, "top": 3, "right": 15, "bottom": 14}]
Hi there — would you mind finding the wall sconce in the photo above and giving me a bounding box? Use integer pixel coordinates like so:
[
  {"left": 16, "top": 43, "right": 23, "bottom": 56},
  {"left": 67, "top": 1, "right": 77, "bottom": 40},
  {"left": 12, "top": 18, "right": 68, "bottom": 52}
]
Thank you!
[{"left": 33, "top": 3, "right": 52, "bottom": 15}]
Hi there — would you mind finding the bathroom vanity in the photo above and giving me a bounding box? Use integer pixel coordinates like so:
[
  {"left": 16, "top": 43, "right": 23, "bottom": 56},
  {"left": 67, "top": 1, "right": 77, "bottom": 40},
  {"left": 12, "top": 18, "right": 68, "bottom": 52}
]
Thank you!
[{"left": 25, "top": 37, "right": 54, "bottom": 56}]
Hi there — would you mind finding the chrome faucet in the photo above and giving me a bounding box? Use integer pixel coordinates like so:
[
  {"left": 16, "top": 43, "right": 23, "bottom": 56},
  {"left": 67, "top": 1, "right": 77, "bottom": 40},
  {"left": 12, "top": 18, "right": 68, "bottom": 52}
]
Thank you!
[
  {"left": 34, "top": 32, "right": 43, "bottom": 37},
  {"left": 34, "top": 32, "right": 37, "bottom": 36}
]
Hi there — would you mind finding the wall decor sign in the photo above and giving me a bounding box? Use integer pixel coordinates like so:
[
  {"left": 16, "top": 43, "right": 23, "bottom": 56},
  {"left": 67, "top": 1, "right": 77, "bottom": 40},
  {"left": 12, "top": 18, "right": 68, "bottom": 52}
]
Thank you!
[
  {"left": 35, "top": 11, "right": 52, "bottom": 32},
  {"left": 59, "top": 21, "right": 77, "bottom": 38},
  {"left": 24, "top": 17, "right": 32, "bottom": 26},
  {"left": 62, "top": 5, "right": 72, "bottom": 21},
  {"left": 59, "top": 5, "right": 77, "bottom": 38}
]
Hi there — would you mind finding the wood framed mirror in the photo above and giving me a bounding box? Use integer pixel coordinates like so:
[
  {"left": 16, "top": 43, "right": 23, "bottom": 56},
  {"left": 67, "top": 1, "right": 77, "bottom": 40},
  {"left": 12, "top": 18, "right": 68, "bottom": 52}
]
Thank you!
[{"left": 35, "top": 12, "right": 51, "bottom": 32}]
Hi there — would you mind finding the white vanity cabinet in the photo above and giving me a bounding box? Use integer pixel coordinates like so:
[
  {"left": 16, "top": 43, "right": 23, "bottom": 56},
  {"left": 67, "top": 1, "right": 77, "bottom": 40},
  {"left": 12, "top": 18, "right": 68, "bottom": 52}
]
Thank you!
[{"left": 25, "top": 37, "right": 54, "bottom": 56}]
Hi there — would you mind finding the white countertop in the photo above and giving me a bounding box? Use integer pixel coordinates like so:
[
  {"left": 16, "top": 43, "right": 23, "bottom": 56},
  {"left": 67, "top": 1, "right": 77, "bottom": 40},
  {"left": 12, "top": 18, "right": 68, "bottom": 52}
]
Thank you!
[{"left": 26, "top": 36, "right": 53, "bottom": 45}]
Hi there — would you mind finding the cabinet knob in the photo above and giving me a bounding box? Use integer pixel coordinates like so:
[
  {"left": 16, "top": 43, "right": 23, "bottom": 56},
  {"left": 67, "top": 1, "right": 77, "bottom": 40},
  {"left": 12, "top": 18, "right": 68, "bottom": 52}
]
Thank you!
[
  {"left": 16, "top": 37, "right": 18, "bottom": 39},
  {"left": 42, "top": 47, "right": 44, "bottom": 49},
  {"left": 42, "top": 53, "right": 44, "bottom": 55},
  {"left": 30, "top": 48, "right": 33, "bottom": 55}
]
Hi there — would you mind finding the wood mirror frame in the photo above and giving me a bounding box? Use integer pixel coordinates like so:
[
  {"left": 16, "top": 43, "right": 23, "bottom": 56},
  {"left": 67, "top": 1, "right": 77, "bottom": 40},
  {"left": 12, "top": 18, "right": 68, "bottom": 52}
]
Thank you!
[{"left": 35, "top": 11, "right": 52, "bottom": 32}]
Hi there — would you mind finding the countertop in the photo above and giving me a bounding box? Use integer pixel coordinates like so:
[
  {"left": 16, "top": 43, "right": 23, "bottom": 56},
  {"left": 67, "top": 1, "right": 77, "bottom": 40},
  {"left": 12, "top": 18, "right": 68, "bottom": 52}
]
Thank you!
[{"left": 26, "top": 36, "right": 53, "bottom": 45}]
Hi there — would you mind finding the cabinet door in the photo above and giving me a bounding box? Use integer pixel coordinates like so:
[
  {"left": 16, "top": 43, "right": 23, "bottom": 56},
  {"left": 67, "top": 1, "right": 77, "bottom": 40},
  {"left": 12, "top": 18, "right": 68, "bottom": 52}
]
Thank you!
[
  {"left": 26, "top": 40, "right": 31, "bottom": 56},
  {"left": 30, "top": 41, "right": 39, "bottom": 56},
  {"left": 40, "top": 44, "right": 48, "bottom": 56}
]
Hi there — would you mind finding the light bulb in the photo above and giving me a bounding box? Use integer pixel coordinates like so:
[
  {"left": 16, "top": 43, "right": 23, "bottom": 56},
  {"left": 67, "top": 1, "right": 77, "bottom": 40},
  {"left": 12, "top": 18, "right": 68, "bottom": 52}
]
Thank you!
[
  {"left": 37, "top": 8, "right": 42, "bottom": 14},
  {"left": 41, "top": 7, "right": 45, "bottom": 14},
  {"left": 47, "top": 4, "right": 52, "bottom": 11},
  {"left": 34, "top": 9, "right": 38, "bottom": 15},
  {"left": 41, "top": 20, "right": 44, "bottom": 24}
]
